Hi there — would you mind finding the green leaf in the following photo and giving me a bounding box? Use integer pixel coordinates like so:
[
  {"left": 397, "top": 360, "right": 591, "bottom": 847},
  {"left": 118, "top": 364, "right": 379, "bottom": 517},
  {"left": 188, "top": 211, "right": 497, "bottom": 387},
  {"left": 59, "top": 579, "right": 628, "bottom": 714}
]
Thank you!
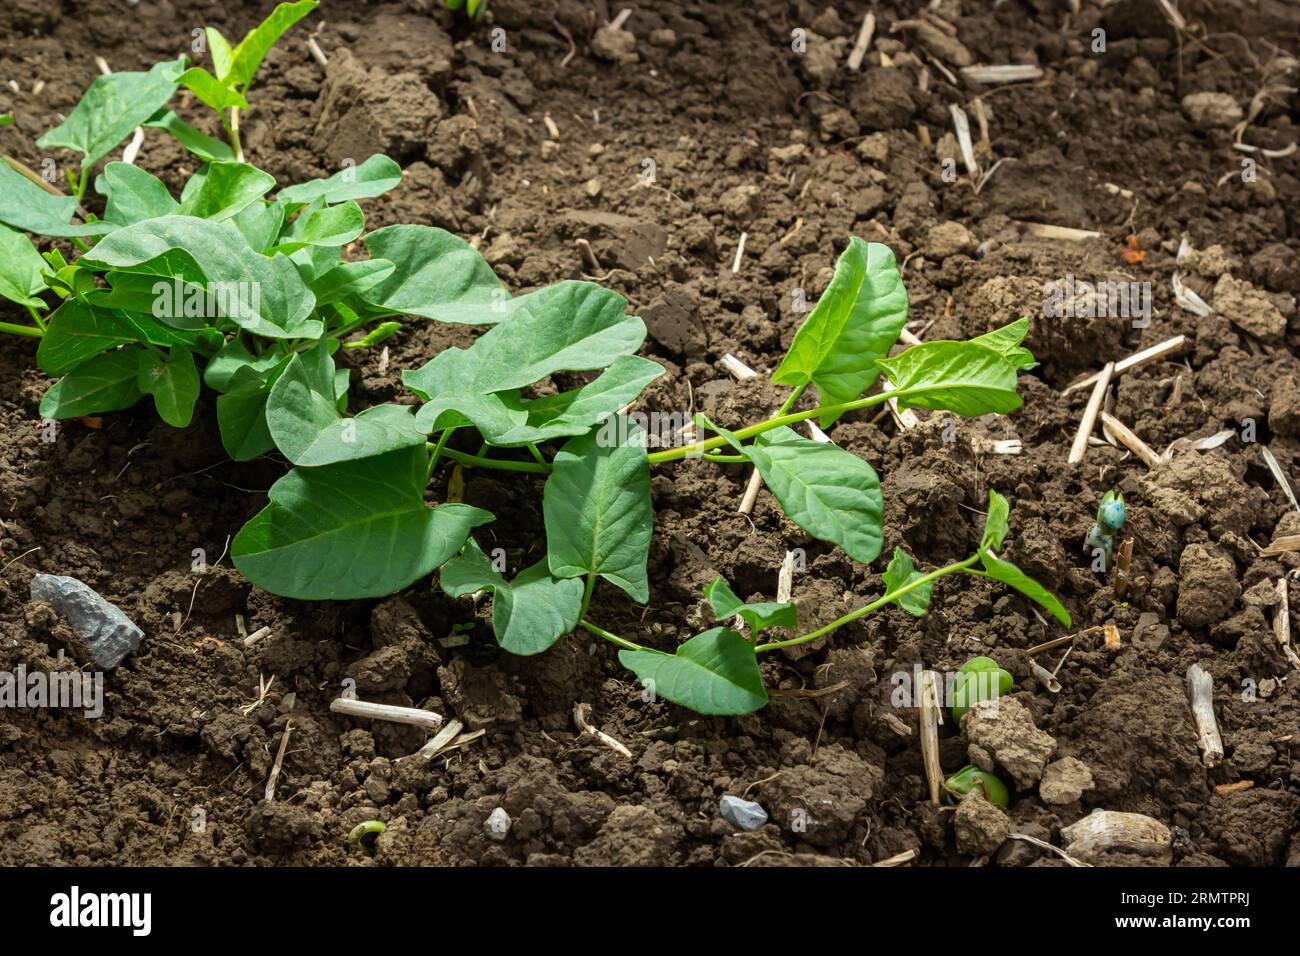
[
  {"left": 266, "top": 345, "right": 425, "bottom": 466},
  {"left": 0, "top": 223, "right": 50, "bottom": 308},
  {"left": 95, "top": 163, "right": 178, "bottom": 226},
  {"left": 972, "top": 318, "right": 1036, "bottom": 370},
  {"left": 722, "top": 424, "right": 883, "bottom": 565},
  {"left": 37, "top": 300, "right": 132, "bottom": 375},
  {"left": 227, "top": 0, "right": 319, "bottom": 90},
  {"left": 873, "top": 340, "right": 1023, "bottom": 416},
  {"left": 772, "top": 238, "right": 908, "bottom": 424},
  {"left": 37, "top": 59, "right": 185, "bottom": 167},
  {"left": 703, "top": 577, "right": 796, "bottom": 633},
  {"left": 175, "top": 66, "right": 249, "bottom": 111},
  {"left": 543, "top": 416, "right": 652, "bottom": 602},
  {"left": 0, "top": 161, "right": 113, "bottom": 238},
  {"left": 618, "top": 628, "right": 767, "bottom": 716},
  {"left": 216, "top": 369, "right": 276, "bottom": 460},
  {"left": 177, "top": 162, "right": 276, "bottom": 221},
  {"left": 39, "top": 347, "right": 145, "bottom": 419},
  {"left": 206, "top": 26, "right": 235, "bottom": 80},
  {"left": 79, "top": 216, "right": 321, "bottom": 339},
  {"left": 360, "top": 224, "right": 505, "bottom": 324},
  {"left": 276, "top": 154, "right": 403, "bottom": 206},
  {"left": 440, "top": 538, "right": 584, "bottom": 655},
  {"left": 980, "top": 489, "right": 1010, "bottom": 553},
  {"left": 232, "top": 444, "right": 491, "bottom": 600},
  {"left": 137, "top": 345, "right": 200, "bottom": 427},
  {"left": 230, "top": 200, "right": 285, "bottom": 252},
  {"left": 313, "top": 261, "right": 396, "bottom": 308},
  {"left": 343, "top": 320, "right": 402, "bottom": 348},
  {"left": 979, "top": 552, "right": 1071, "bottom": 627},
  {"left": 881, "top": 547, "right": 933, "bottom": 617},
  {"left": 272, "top": 200, "right": 364, "bottom": 253},
  {"left": 144, "top": 110, "right": 236, "bottom": 163},
  {"left": 203, "top": 337, "right": 287, "bottom": 391}
]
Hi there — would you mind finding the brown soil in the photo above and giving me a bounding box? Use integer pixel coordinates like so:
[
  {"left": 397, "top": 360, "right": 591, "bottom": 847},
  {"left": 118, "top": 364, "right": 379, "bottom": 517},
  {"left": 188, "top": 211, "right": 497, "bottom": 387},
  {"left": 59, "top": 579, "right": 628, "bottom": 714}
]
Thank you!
[{"left": 1, "top": 0, "right": 1298, "bottom": 867}]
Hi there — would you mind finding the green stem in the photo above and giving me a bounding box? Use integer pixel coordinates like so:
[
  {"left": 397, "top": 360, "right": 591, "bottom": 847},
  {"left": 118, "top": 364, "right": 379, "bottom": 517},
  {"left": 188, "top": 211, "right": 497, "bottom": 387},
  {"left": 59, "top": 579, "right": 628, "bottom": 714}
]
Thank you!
[
  {"left": 702, "top": 453, "right": 747, "bottom": 463},
  {"left": 439, "top": 447, "right": 550, "bottom": 474},
  {"left": 755, "top": 556, "right": 978, "bottom": 653},
  {"left": 0, "top": 320, "right": 42, "bottom": 339},
  {"left": 526, "top": 443, "right": 547, "bottom": 466},
  {"left": 777, "top": 382, "right": 807, "bottom": 417},
  {"left": 577, "top": 572, "right": 596, "bottom": 620},
  {"left": 25, "top": 305, "right": 46, "bottom": 333},
  {"left": 75, "top": 167, "right": 88, "bottom": 202},
  {"left": 649, "top": 388, "right": 902, "bottom": 464},
  {"left": 228, "top": 108, "right": 245, "bottom": 163},
  {"left": 427, "top": 429, "right": 454, "bottom": 478},
  {"left": 578, "top": 618, "right": 646, "bottom": 653}
]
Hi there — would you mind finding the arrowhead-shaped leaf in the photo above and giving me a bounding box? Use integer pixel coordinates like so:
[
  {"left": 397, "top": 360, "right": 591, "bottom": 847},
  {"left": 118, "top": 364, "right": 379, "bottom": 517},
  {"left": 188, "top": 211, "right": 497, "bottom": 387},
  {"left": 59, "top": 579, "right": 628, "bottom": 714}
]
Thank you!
[
  {"left": 277, "top": 154, "right": 403, "bottom": 207},
  {"left": 232, "top": 444, "right": 492, "bottom": 600},
  {"left": 881, "top": 547, "right": 933, "bottom": 617},
  {"left": 137, "top": 345, "right": 200, "bottom": 427},
  {"left": 543, "top": 416, "right": 652, "bottom": 602},
  {"left": 703, "top": 577, "right": 796, "bottom": 633},
  {"left": 37, "top": 58, "right": 184, "bottom": 167},
  {"left": 873, "top": 341, "right": 1022, "bottom": 416},
  {"left": 39, "top": 347, "right": 145, "bottom": 419},
  {"left": 96, "top": 163, "right": 178, "bottom": 226},
  {"left": 0, "top": 224, "right": 51, "bottom": 308},
  {"left": 177, "top": 162, "right": 275, "bottom": 221},
  {"left": 618, "top": 627, "right": 768, "bottom": 715},
  {"left": 773, "top": 238, "right": 908, "bottom": 423},
  {"left": 227, "top": 0, "right": 319, "bottom": 90},
  {"left": 360, "top": 224, "right": 505, "bottom": 324},
  {"left": 440, "top": 538, "right": 584, "bottom": 655}
]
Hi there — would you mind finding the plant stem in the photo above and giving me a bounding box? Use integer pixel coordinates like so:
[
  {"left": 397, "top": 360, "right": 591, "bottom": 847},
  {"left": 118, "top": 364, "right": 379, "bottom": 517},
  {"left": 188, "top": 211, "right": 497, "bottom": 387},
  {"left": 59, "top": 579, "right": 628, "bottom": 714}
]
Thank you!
[
  {"left": 25, "top": 305, "right": 46, "bottom": 333},
  {"left": 578, "top": 618, "right": 647, "bottom": 653},
  {"left": 578, "top": 572, "right": 596, "bottom": 620},
  {"left": 526, "top": 443, "right": 547, "bottom": 466},
  {"left": 75, "top": 167, "right": 88, "bottom": 202},
  {"left": 438, "top": 447, "right": 550, "bottom": 474},
  {"left": 228, "top": 108, "right": 245, "bottom": 163},
  {"left": 777, "top": 382, "right": 807, "bottom": 416},
  {"left": 648, "top": 388, "right": 903, "bottom": 464},
  {"left": 427, "top": 429, "right": 454, "bottom": 474},
  {"left": 754, "top": 555, "right": 978, "bottom": 653},
  {"left": 702, "top": 453, "right": 747, "bottom": 463},
  {"left": 0, "top": 320, "right": 42, "bottom": 339}
]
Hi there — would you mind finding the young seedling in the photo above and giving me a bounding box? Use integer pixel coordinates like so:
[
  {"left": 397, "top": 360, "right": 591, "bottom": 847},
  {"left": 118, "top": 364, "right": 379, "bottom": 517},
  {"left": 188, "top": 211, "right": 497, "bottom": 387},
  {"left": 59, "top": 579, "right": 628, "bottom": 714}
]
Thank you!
[{"left": 943, "top": 764, "right": 1010, "bottom": 809}]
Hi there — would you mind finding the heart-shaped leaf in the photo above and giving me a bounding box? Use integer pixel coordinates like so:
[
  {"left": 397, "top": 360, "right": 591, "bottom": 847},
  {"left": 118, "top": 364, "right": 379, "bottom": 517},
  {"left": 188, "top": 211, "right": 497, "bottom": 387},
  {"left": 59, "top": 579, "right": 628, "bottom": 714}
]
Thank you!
[
  {"left": 703, "top": 577, "right": 796, "bottom": 633},
  {"left": 618, "top": 627, "right": 768, "bottom": 715},
  {"left": 39, "top": 347, "right": 145, "bottom": 419},
  {"left": 544, "top": 416, "right": 652, "bottom": 602},
  {"left": 0, "top": 224, "right": 51, "bottom": 309},
  {"left": 773, "top": 238, "right": 908, "bottom": 423},
  {"left": 137, "top": 345, "right": 200, "bottom": 427},
  {"left": 881, "top": 547, "right": 933, "bottom": 617},
  {"left": 96, "top": 163, "right": 178, "bottom": 226},
  {"left": 440, "top": 538, "right": 584, "bottom": 655},
  {"left": 360, "top": 224, "right": 505, "bottom": 324},
  {"left": 232, "top": 444, "right": 492, "bottom": 600}
]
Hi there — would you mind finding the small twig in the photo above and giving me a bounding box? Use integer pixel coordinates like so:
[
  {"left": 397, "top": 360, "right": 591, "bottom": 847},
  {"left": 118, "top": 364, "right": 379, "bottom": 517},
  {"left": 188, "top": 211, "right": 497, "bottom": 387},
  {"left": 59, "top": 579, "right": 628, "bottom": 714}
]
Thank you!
[
  {"left": 264, "top": 720, "right": 294, "bottom": 801},
  {"left": 1069, "top": 363, "right": 1113, "bottom": 464},
  {"left": 846, "top": 12, "right": 876, "bottom": 71},
  {"left": 409, "top": 718, "right": 464, "bottom": 761},
  {"left": 242, "top": 625, "right": 272, "bottom": 649},
  {"left": 1028, "top": 658, "right": 1061, "bottom": 693},
  {"left": 306, "top": 37, "right": 329, "bottom": 70},
  {"left": 553, "top": 19, "right": 577, "bottom": 69},
  {"left": 1273, "top": 578, "right": 1300, "bottom": 670},
  {"left": 1008, "top": 832, "right": 1089, "bottom": 867},
  {"left": 573, "top": 703, "right": 632, "bottom": 757},
  {"left": 330, "top": 698, "right": 443, "bottom": 730},
  {"left": 1186, "top": 663, "right": 1224, "bottom": 768},
  {"left": 918, "top": 669, "right": 943, "bottom": 803},
  {"left": 872, "top": 848, "right": 917, "bottom": 867},
  {"left": 1099, "top": 412, "right": 1161, "bottom": 468},
  {"left": 1063, "top": 336, "right": 1186, "bottom": 394},
  {"left": 731, "top": 232, "right": 748, "bottom": 274}
]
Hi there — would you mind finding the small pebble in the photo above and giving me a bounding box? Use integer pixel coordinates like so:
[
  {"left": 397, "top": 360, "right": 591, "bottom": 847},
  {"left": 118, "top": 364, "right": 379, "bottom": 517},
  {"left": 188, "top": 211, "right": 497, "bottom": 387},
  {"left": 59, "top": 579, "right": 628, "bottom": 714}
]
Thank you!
[
  {"left": 719, "top": 795, "right": 768, "bottom": 831},
  {"left": 484, "top": 806, "right": 511, "bottom": 841},
  {"left": 30, "top": 573, "right": 144, "bottom": 669}
]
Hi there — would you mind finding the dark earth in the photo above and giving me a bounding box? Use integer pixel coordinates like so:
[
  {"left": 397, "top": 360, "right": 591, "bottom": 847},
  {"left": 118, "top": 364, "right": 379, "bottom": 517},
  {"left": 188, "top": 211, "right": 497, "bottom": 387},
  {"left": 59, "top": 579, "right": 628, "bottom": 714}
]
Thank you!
[{"left": 1, "top": 0, "right": 1298, "bottom": 866}]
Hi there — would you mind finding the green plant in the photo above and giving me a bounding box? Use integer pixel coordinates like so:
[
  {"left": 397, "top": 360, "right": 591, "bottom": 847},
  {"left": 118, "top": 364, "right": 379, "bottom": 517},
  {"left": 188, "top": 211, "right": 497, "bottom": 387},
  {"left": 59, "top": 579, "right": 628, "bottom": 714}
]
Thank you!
[
  {"left": 445, "top": 0, "right": 489, "bottom": 19},
  {"left": 951, "top": 655, "right": 1014, "bottom": 724},
  {"left": 943, "top": 765, "right": 1010, "bottom": 808},
  {"left": 0, "top": 44, "right": 1072, "bottom": 718}
]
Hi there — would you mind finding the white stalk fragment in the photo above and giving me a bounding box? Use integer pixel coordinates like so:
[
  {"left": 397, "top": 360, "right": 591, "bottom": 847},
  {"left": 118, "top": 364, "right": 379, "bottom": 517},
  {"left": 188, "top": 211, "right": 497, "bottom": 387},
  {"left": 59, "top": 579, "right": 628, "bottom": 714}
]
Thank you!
[
  {"left": 1023, "top": 222, "right": 1101, "bottom": 241},
  {"left": 846, "top": 12, "right": 876, "bottom": 71},
  {"left": 918, "top": 669, "right": 943, "bottom": 804},
  {"left": 949, "top": 104, "right": 978, "bottom": 178},
  {"left": 1099, "top": 412, "right": 1161, "bottom": 468},
  {"left": 1260, "top": 445, "right": 1300, "bottom": 513},
  {"left": 306, "top": 36, "right": 329, "bottom": 69},
  {"left": 1162, "top": 429, "right": 1232, "bottom": 461},
  {"left": 410, "top": 718, "right": 464, "bottom": 761},
  {"left": 1007, "top": 832, "right": 1088, "bottom": 867},
  {"left": 732, "top": 232, "right": 748, "bottom": 274},
  {"left": 1068, "top": 362, "right": 1113, "bottom": 464},
  {"left": 1060, "top": 810, "right": 1171, "bottom": 863},
  {"left": 242, "top": 625, "right": 272, "bottom": 648},
  {"left": 264, "top": 720, "right": 294, "bottom": 801},
  {"left": 574, "top": 703, "right": 633, "bottom": 757},
  {"left": 959, "top": 64, "right": 1043, "bottom": 84},
  {"left": 330, "top": 698, "right": 443, "bottom": 730},
  {"left": 882, "top": 375, "right": 919, "bottom": 429},
  {"left": 720, "top": 353, "right": 760, "bottom": 380},
  {"left": 1273, "top": 578, "right": 1300, "bottom": 670},
  {"left": 1186, "top": 663, "right": 1224, "bottom": 768},
  {"left": 1262, "top": 534, "right": 1300, "bottom": 556},
  {"left": 738, "top": 469, "right": 764, "bottom": 515},
  {"left": 1064, "top": 336, "right": 1187, "bottom": 394},
  {"left": 777, "top": 550, "right": 796, "bottom": 604},
  {"left": 872, "top": 849, "right": 917, "bottom": 866}
]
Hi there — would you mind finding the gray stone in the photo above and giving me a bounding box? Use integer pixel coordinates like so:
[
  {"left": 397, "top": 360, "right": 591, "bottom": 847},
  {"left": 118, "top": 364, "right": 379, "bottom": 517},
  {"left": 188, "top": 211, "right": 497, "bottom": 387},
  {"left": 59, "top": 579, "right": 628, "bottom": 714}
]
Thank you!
[
  {"left": 719, "top": 795, "right": 768, "bottom": 831},
  {"left": 30, "top": 573, "right": 143, "bottom": 669},
  {"left": 484, "top": 807, "right": 511, "bottom": 841}
]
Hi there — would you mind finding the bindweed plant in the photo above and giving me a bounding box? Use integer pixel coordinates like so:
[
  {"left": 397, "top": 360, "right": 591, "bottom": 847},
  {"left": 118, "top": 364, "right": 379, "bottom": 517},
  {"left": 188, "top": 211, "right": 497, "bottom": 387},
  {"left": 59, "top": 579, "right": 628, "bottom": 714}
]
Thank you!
[{"left": 0, "top": 29, "right": 1071, "bottom": 717}]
